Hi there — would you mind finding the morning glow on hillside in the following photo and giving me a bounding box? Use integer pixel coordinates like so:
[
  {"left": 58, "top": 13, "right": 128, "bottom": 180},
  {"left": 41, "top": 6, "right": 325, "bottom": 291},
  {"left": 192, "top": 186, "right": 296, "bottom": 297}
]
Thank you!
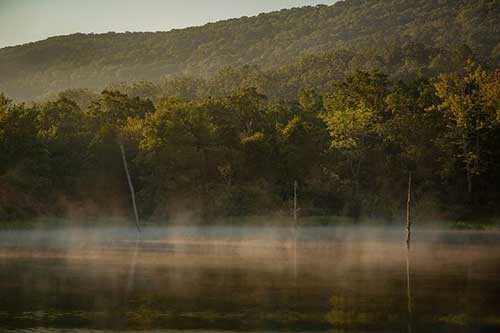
[{"left": 0, "top": 0, "right": 500, "bottom": 332}]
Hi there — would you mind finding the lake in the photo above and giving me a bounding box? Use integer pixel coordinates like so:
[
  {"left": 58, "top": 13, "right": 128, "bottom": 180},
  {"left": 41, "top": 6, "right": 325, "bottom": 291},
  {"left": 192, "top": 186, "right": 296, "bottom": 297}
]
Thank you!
[{"left": 0, "top": 225, "right": 499, "bottom": 332}]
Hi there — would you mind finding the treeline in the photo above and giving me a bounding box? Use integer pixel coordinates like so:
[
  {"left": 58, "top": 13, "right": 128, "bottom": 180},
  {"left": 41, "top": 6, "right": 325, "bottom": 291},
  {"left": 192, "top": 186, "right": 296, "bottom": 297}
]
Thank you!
[
  {"left": 101, "top": 45, "right": 486, "bottom": 103},
  {"left": 1, "top": 0, "right": 499, "bottom": 100},
  {"left": 1, "top": 61, "right": 500, "bottom": 223}
]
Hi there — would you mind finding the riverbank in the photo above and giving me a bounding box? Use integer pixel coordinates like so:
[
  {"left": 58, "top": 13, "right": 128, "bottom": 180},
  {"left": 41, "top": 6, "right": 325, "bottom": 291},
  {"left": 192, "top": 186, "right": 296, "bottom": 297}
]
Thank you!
[{"left": 2, "top": 215, "right": 500, "bottom": 231}]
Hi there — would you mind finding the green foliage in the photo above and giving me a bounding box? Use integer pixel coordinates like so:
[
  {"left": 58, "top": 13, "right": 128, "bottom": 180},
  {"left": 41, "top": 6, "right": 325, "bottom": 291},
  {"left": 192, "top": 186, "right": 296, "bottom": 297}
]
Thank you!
[
  {"left": 0, "top": 0, "right": 499, "bottom": 101},
  {"left": 432, "top": 62, "right": 500, "bottom": 200},
  {"left": 2, "top": 62, "right": 500, "bottom": 223},
  {"left": 0, "top": 96, "right": 50, "bottom": 218},
  {"left": 1, "top": 0, "right": 500, "bottom": 223}
]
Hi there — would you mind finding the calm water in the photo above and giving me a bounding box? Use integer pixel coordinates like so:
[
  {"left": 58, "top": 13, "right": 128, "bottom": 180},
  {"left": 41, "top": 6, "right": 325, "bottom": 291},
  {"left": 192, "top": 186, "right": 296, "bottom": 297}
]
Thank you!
[{"left": 0, "top": 225, "right": 499, "bottom": 333}]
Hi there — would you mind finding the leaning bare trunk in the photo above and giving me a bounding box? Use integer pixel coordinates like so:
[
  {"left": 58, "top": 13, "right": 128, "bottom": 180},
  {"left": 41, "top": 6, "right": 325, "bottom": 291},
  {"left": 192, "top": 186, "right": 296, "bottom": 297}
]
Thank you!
[{"left": 120, "top": 143, "right": 141, "bottom": 234}]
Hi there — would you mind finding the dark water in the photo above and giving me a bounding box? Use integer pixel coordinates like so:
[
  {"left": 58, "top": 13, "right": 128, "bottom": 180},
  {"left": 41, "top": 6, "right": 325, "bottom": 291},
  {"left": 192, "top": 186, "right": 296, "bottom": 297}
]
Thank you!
[{"left": 0, "top": 225, "right": 499, "bottom": 333}]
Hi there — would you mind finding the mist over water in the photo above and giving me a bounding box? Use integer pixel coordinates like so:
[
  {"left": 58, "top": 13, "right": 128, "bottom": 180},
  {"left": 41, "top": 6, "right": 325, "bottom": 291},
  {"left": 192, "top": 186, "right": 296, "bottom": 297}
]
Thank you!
[{"left": 1, "top": 224, "right": 500, "bottom": 332}]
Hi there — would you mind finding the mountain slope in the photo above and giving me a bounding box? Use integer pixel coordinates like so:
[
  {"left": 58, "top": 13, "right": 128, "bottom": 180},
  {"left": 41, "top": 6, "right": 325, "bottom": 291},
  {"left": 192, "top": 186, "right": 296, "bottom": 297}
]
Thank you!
[{"left": 0, "top": 0, "right": 499, "bottom": 100}]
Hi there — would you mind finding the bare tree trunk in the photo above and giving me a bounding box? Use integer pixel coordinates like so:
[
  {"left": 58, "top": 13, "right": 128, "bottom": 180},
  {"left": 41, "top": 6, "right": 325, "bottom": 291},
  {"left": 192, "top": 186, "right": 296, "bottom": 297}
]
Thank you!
[
  {"left": 463, "top": 133, "right": 473, "bottom": 198},
  {"left": 467, "top": 168, "right": 472, "bottom": 196},
  {"left": 293, "top": 180, "right": 298, "bottom": 222},
  {"left": 196, "top": 144, "right": 210, "bottom": 220},
  {"left": 405, "top": 171, "right": 414, "bottom": 332},
  {"left": 406, "top": 171, "right": 412, "bottom": 250},
  {"left": 293, "top": 181, "right": 298, "bottom": 281},
  {"left": 120, "top": 143, "right": 141, "bottom": 234},
  {"left": 348, "top": 156, "right": 362, "bottom": 219}
]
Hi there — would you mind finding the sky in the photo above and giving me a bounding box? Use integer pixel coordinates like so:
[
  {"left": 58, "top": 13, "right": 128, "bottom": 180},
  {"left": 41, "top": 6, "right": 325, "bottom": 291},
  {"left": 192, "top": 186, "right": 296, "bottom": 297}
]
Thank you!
[{"left": 0, "top": 0, "right": 332, "bottom": 48}]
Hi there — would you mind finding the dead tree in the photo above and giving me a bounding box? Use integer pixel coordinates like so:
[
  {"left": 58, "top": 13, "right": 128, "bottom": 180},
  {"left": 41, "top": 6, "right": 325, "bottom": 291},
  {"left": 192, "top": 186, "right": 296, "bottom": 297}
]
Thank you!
[
  {"left": 293, "top": 181, "right": 298, "bottom": 280},
  {"left": 120, "top": 143, "right": 141, "bottom": 234},
  {"left": 406, "top": 171, "right": 412, "bottom": 249}
]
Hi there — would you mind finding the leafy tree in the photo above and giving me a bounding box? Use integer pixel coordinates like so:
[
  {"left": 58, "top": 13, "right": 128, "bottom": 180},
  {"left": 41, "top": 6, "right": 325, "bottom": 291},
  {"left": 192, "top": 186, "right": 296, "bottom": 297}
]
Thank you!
[
  {"left": 322, "top": 71, "right": 390, "bottom": 217},
  {"left": 0, "top": 96, "right": 50, "bottom": 219},
  {"left": 36, "top": 97, "right": 90, "bottom": 192},
  {"left": 2, "top": 61, "right": 500, "bottom": 223},
  {"left": 433, "top": 61, "right": 500, "bottom": 200}
]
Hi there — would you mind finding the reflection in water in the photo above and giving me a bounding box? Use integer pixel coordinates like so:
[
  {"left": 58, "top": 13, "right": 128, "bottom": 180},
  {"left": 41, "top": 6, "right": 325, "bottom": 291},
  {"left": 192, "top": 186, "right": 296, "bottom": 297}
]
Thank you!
[
  {"left": 126, "top": 236, "right": 140, "bottom": 293},
  {"left": 406, "top": 246, "right": 412, "bottom": 333},
  {"left": 293, "top": 227, "right": 298, "bottom": 284},
  {"left": 0, "top": 226, "right": 499, "bottom": 332}
]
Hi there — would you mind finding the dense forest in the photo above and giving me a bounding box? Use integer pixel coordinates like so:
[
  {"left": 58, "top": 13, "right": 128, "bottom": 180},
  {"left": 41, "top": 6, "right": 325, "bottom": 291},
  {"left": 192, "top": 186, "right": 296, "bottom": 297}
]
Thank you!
[
  {"left": 0, "top": 0, "right": 499, "bottom": 101},
  {"left": 1, "top": 61, "right": 500, "bottom": 223},
  {"left": 1, "top": 0, "right": 500, "bottom": 224}
]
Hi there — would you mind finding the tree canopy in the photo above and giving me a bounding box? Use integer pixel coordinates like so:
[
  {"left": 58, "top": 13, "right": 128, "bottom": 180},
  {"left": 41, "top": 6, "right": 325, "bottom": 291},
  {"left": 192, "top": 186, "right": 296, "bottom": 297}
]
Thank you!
[
  {"left": 1, "top": 63, "right": 500, "bottom": 223},
  {"left": 0, "top": 0, "right": 499, "bottom": 100},
  {"left": 1, "top": 0, "right": 500, "bottom": 224}
]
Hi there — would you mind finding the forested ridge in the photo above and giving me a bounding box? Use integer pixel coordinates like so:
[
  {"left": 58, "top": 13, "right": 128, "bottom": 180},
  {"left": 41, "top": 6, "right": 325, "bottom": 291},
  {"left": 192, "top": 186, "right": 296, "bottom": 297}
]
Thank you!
[
  {"left": 1, "top": 0, "right": 500, "bottom": 224},
  {"left": 0, "top": 0, "right": 499, "bottom": 101}
]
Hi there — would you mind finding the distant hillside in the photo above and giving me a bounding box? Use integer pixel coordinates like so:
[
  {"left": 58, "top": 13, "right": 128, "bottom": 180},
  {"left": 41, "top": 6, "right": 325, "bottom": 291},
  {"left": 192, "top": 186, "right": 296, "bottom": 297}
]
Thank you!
[{"left": 1, "top": 0, "right": 499, "bottom": 100}]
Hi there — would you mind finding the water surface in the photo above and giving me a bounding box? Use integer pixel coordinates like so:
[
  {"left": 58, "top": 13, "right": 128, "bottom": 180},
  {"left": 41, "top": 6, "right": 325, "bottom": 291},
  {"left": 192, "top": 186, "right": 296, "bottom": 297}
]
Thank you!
[{"left": 0, "top": 225, "right": 499, "bottom": 332}]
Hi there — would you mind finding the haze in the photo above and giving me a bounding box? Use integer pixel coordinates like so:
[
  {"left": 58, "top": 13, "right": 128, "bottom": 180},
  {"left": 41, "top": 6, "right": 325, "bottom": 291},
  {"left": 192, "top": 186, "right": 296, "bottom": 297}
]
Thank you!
[{"left": 0, "top": 0, "right": 331, "bottom": 48}]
